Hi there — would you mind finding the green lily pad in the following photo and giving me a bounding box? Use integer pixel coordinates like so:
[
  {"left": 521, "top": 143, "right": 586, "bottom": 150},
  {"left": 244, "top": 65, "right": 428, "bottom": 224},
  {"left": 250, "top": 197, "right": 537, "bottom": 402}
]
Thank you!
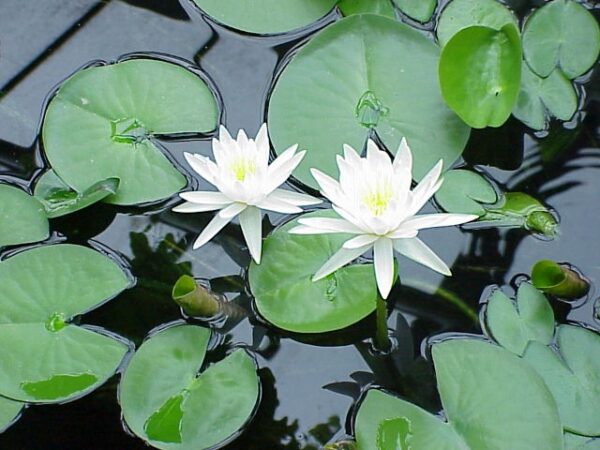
[
  {"left": 565, "top": 433, "right": 600, "bottom": 450},
  {"left": 0, "top": 396, "right": 23, "bottom": 432},
  {"left": 337, "top": 0, "right": 395, "bottom": 18},
  {"left": 34, "top": 169, "right": 119, "bottom": 218},
  {"left": 523, "top": 325, "right": 600, "bottom": 436},
  {"left": 434, "top": 169, "right": 497, "bottom": 216},
  {"left": 120, "top": 324, "right": 260, "bottom": 450},
  {"left": 191, "top": 0, "right": 338, "bottom": 34},
  {"left": 522, "top": 0, "right": 600, "bottom": 79},
  {"left": 394, "top": 0, "right": 437, "bottom": 23},
  {"left": 436, "top": 0, "right": 517, "bottom": 46},
  {"left": 512, "top": 65, "right": 578, "bottom": 131},
  {"left": 356, "top": 339, "right": 563, "bottom": 449},
  {"left": 439, "top": 25, "right": 522, "bottom": 128},
  {"left": 0, "top": 184, "right": 49, "bottom": 248},
  {"left": 268, "top": 14, "right": 470, "bottom": 188},
  {"left": 42, "top": 58, "right": 218, "bottom": 205},
  {"left": 531, "top": 260, "right": 589, "bottom": 299},
  {"left": 248, "top": 211, "right": 378, "bottom": 334},
  {"left": 484, "top": 283, "right": 555, "bottom": 356},
  {"left": 376, "top": 417, "right": 412, "bottom": 450},
  {"left": 0, "top": 244, "right": 130, "bottom": 402}
]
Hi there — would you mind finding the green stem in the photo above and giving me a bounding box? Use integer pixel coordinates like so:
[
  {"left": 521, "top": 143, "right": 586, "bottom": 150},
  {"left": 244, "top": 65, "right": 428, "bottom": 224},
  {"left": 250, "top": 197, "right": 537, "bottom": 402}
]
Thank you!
[{"left": 374, "top": 294, "right": 392, "bottom": 352}]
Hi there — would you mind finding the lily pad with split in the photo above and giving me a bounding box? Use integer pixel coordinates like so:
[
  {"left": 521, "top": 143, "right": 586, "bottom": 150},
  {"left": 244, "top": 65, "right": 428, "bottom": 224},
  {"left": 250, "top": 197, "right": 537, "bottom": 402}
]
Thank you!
[
  {"left": 0, "top": 184, "right": 49, "bottom": 248},
  {"left": 0, "top": 244, "right": 130, "bottom": 402},
  {"left": 248, "top": 210, "right": 378, "bottom": 334},
  {"left": 42, "top": 58, "right": 218, "bottom": 205},
  {"left": 120, "top": 324, "right": 260, "bottom": 450}
]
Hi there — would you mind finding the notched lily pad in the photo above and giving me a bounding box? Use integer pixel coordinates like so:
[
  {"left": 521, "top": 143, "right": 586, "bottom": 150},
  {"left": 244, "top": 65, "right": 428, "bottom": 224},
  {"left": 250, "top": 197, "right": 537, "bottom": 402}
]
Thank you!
[
  {"left": 42, "top": 58, "right": 218, "bottom": 205},
  {"left": 34, "top": 169, "right": 119, "bottom": 218},
  {"left": 248, "top": 210, "right": 378, "bottom": 334},
  {"left": 120, "top": 324, "right": 260, "bottom": 450},
  {"left": 268, "top": 14, "right": 470, "bottom": 189},
  {"left": 0, "top": 184, "right": 49, "bottom": 248}
]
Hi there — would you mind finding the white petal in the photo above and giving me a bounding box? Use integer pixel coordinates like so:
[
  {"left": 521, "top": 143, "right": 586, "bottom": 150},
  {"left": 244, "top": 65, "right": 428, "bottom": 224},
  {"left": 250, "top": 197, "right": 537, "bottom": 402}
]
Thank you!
[
  {"left": 173, "top": 201, "right": 230, "bottom": 213},
  {"left": 374, "top": 237, "right": 395, "bottom": 299},
  {"left": 219, "top": 125, "right": 234, "bottom": 144},
  {"left": 297, "top": 217, "right": 363, "bottom": 234},
  {"left": 310, "top": 169, "right": 343, "bottom": 203},
  {"left": 387, "top": 226, "right": 419, "bottom": 239},
  {"left": 193, "top": 212, "right": 233, "bottom": 249},
  {"left": 393, "top": 237, "right": 451, "bottom": 276},
  {"left": 409, "top": 159, "right": 444, "bottom": 215},
  {"left": 179, "top": 191, "right": 230, "bottom": 204},
  {"left": 239, "top": 206, "right": 263, "bottom": 263},
  {"left": 269, "top": 189, "right": 321, "bottom": 207},
  {"left": 342, "top": 144, "right": 362, "bottom": 164},
  {"left": 255, "top": 123, "right": 270, "bottom": 166},
  {"left": 288, "top": 225, "right": 332, "bottom": 235},
  {"left": 332, "top": 205, "right": 368, "bottom": 234},
  {"left": 184, "top": 153, "right": 217, "bottom": 184},
  {"left": 237, "top": 129, "right": 250, "bottom": 148},
  {"left": 256, "top": 196, "right": 302, "bottom": 214},
  {"left": 393, "top": 138, "right": 412, "bottom": 172},
  {"left": 366, "top": 139, "right": 390, "bottom": 168},
  {"left": 218, "top": 202, "right": 247, "bottom": 219},
  {"left": 343, "top": 234, "right": 379, "bottom": 249},
  {"left": 265, "top": 145, "right": 302, "bottom": 192},
  {"left": 211, "top": 138, "right": 228, "bottom": 167},
  {"left": 402, "top": 213, "right": 478, "bottom": 230},
  {"left": 312, "top": 245, "right": 371, "bottom": 281}
]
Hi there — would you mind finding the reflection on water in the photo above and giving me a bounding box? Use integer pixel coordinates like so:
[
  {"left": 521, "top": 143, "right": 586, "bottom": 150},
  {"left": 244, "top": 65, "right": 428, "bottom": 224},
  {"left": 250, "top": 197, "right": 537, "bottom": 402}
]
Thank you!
[{"left": 0, "top": 0, "right": 599, "bottom": 448}]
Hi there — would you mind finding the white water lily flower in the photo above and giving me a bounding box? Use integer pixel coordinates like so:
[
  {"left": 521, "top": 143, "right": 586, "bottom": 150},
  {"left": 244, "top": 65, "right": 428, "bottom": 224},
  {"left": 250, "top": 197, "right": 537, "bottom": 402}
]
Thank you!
[
  {"left": 174, "top": 124, "right": 321, "bottom": 264},
  {"left": 289, "top": 139, "right": 477, "bottom": 299}
]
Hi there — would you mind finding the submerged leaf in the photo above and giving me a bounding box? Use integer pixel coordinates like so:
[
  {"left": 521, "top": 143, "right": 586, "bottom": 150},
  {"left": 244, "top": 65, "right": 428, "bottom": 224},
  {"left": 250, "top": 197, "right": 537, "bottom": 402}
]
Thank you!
[
  {"left": 0, "top": 184, "right": 49, "bottom": 248},
  {"left": 144, "top": 393, "right": 185, "bottom": 443},
  {"left": 376, "top": 417, "right": 412, "bottom": 450},
  {"left": 439, "top": 25, "right": 522, "bottom": 128},
  {"left": 21, "top": 373, "right": 98, "bottom": 401},
  {"left": 522, "top": 0, "right": 600, "bottom": 79}
]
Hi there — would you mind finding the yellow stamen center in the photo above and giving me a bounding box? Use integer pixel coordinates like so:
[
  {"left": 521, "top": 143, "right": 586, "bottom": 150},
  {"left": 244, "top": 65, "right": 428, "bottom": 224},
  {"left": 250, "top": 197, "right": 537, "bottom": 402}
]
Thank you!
[
  {"left": 229, "top": 157, "right": 256, "bottom": 181},
  {"left": 362, "top": 185, "right": 393, "bottom": 217}
]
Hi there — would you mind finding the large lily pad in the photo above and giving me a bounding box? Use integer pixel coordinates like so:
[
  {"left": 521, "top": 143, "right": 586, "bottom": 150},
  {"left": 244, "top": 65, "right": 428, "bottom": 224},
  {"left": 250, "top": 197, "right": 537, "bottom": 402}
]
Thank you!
[
  {"left": 248, "top": 211, "right": 378, "bottom": 334},
  {"left": 522, "top": 0, "right": 600, "bottom": 79},
  {"left": 512, "top": 65, "right": 578, "bottom": 131},
  {"left": 484, "top": 283, "right": 555, "bottom": 356},
  {"left": 268, "top": 14, "right": 470, "bottom": 188},
  {"left": 355, "top": 339, "right": 563, "bottom": 449},
  {"left": 436, "top": 0, "right": 517, "bottom": 46},
  {"left": 191, "top": 0, "right": 337, "bottom": 34},
  {"left": 120, "top": 324, "right": 260, "bottom": 450},
  {"left": 42, "top": 58, "right": 218, "bottom": 205},
  {"left": 439, "top": 25, "right": 522, "bottom": 128},
  {"left": 523, "top": 325, "right": 600, "bottom": 436},
  {"left": 0, "top": 184, "right": 49, "bottom": 248},
  {"left": 0, "top": 244, "right": 130, "bottom": 402}
]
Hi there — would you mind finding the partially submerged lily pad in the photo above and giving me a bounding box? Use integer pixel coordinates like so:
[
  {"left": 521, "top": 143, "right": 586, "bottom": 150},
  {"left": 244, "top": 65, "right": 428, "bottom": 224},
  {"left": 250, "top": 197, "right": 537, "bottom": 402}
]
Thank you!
[
  {"left": 484, "top": 283, "right": 555, "bottom": 355},
  {"left": 0, "top": 184, "right": 49, "bottom": 248},
  {"left": 523, "top": 325, "right": 600, "bottom": 436},
  {"left": 191, "top": 0, "right": 337, "bottom": 34},
  {"left": 0, "top": 244, "right": 130, "bottom": 402},
  {"left": 268, "top": 14, "right": 470, "bottom": 189},
  {"left": 434, "top": 169, "right": 497, "bottom": 216},
  {"left": 248, "top": 211, "right": 378, "bottom": 334},
  {"left": 439, "top": 25, "right": 522, "bottom": 128},
  {"left": 531, "top": 260, "right": 589, "bottom": 299},
  {"left": 355, "top": 339, "right": 563, "bottom": 449},
  {"left": 522, "top": 0, "right": 600, "bottom": 79},
  {"left": 34, "top": 169, "right": 119, "bottom": 218},
  {"left": 42, "top": 58, "right": 218, "bottom": 205},
  {"left": 120, "top": 324, "right": 260, "bottom": 450}
]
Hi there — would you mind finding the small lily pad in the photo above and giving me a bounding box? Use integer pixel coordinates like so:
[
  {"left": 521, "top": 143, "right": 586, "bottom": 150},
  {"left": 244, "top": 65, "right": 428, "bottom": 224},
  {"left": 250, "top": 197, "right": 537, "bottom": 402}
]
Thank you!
[
  {"left": 191, "top": 0, "right": 338, "bottom": 34},
  {"left": 0, "top": 184, "right": 49, "bottom": 248},
  {"left": 523, "top": 325, "right": 600, "bottom": 436},
  {"left": 337, "top": 0, "right": 395, "bottom": 18},
  {"left": 356, "top": 339, "right": 563, "bottom": 449},
  {"left": 531, "top": 260, "right": 589, "bottom": 299},
  {"left": 394, "top": 0, "right": 436, "bottom": 23},
  {"left": 0, "top": 396, "right": 24, "bottom": 433},
  {"left": 120, "top": 324, "right": 260, "bottom": 450},
  {"left": 522, "top": 0, "right": 600, "bottom": 79},
  {"left": 439, "top": 25, "right": 522, "bottom": 129},
  {"left": 248, "top": 211, "right": 378, "bottom": 334},
  {"left": 0, "top": 244, "right": 130, "bottom": 402},
  {"left": 512, "top": 65, "right": 578, "bottom": 131},
  {"left": 436, "top": 0, "right": 517, "bottom": 46},
  {"left": 268, "top": 14, "right": 470, "bottom": 189},
  {"left": 484, "top": 283, "right": 555, "bottom": 356},
  {"left": 434, "top": 169, "right": 497, "bottom": 216},
  {"left": 42, "top": 58, "right": 218, "bottom": 205},
  {"left": 34, "top": 169, "right": 119, "bottom": 218}
]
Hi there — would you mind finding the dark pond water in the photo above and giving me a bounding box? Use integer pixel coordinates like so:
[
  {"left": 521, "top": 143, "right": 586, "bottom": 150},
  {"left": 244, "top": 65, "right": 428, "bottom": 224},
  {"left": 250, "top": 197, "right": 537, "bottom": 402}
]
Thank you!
[{"left": 0, "top": 0, "right": 599, "bottom": 449}]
